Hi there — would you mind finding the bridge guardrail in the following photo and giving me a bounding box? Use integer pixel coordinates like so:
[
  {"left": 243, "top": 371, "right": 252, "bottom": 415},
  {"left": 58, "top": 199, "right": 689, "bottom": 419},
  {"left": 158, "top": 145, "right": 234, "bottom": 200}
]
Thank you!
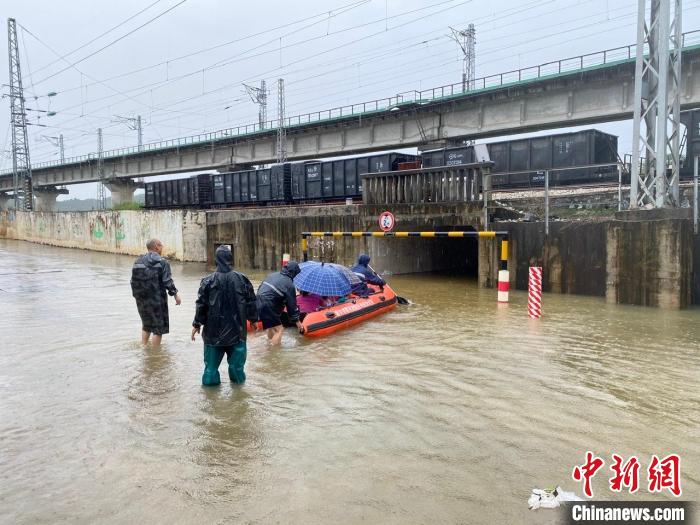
[{"left": 361, "top": 162, "right": 491, "bottom": 205}]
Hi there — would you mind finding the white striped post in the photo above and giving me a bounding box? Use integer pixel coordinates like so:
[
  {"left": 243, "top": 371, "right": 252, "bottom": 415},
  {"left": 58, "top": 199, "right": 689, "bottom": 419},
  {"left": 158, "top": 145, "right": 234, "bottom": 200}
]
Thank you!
[
  {"left": 528, "top": 266, "right": 543, "bottom": 319},
  {"left": 497, "top": 239, "right": 509, "bottom": 303}
]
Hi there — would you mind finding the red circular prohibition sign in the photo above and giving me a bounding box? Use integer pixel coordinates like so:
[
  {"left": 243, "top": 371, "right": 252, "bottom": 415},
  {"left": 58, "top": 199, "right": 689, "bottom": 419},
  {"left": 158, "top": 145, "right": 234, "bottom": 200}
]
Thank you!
[{"left": 378, "top": 211, "right": 395, "bottom": 232}]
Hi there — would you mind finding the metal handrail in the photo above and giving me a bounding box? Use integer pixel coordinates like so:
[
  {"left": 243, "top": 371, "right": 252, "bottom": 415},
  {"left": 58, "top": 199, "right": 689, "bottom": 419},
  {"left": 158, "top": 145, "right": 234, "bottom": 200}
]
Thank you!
[{"left": 2, "top": 29, "right": 699, "bottom": 177}]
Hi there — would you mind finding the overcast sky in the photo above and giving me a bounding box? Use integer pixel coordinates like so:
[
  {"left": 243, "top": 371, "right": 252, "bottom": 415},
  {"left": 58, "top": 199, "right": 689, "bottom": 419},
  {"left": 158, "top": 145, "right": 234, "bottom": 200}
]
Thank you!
[{"left": 1, "top": 0, "right": 698, "bottom": 199}]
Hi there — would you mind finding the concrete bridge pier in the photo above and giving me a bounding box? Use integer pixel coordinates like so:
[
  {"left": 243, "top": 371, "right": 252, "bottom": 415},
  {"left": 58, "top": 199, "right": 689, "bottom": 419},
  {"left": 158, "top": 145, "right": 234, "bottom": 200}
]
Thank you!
[
  {"left": 0, "top": 193, "right": 11, "bottom": 211},
  {"left": 105, "top": 178, "right": 143, "bottom": 206},
  {"left": 34, "top": 186, "right": 69, "bottom": 212},
  {"left": 606, "top": 208, "right": 693, "bottom": 309}
]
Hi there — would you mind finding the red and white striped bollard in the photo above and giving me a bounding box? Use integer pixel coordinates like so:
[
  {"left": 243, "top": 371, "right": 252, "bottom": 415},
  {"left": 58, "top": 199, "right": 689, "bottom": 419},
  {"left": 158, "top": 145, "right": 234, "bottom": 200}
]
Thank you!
[
  {"left": 528, "top": 266, "right": 542, "bottom": 319},
  {"left": 497, "top": 270, "right": 509, "bottom": 303}
]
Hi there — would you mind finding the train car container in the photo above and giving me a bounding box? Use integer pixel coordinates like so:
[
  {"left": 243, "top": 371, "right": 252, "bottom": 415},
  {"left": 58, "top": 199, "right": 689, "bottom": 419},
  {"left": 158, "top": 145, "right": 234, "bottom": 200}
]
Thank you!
[
  {"left": 291, "top": 152, "right": 416, "bottom": 201},
  {"left": 145, "top": 174, "right": 212, "bottom": 208},
  {"left": 488, "top": 129, "right": 618, "bottom": 187},
  {"left": 423, "top": 130, "right": 619, "bottom": 188}
]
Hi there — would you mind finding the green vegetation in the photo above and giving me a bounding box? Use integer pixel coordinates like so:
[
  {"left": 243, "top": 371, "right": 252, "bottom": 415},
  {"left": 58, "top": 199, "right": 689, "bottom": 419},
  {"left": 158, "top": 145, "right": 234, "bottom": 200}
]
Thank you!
[{"left": 111, "top": 201, "right": 143, "bottom": 211}]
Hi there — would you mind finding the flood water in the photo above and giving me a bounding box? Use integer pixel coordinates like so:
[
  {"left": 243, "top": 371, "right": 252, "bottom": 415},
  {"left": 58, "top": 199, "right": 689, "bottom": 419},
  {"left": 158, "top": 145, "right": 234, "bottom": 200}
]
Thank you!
[{"left": 1, "top": 239, "right": 699, "bottom": 524}]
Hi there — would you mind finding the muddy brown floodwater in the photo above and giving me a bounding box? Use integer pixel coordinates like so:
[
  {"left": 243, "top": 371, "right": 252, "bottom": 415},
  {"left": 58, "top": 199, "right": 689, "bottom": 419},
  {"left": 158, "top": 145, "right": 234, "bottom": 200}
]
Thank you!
[{"left": 1, "top": 239, "right": 698, "bottom": 524}]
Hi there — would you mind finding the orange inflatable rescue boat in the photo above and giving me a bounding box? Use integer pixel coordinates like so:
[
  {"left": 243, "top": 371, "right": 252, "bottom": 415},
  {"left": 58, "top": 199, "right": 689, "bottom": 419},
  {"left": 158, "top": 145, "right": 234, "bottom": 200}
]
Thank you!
[
  {"left": 247, "top": 284, "right": 398, "bottom": 337},
  {"left": 302, "top": 284, "right": 397, "bottom": 337}
]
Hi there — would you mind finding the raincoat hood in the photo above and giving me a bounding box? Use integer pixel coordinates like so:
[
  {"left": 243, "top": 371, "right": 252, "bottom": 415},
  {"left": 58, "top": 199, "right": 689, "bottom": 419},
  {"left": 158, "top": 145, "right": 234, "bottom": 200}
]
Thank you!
[
  {"left": 215, "top": 246, "right": 233, "bottom": 273},
  {"left": 357, "top": 254, "right": 371, "bottom": 267},
  {"left": 144, "top": 251, "right": 163, "bottom": 266},
  {"left": 281, "top": 261, "right": 301, "bottom": 278}
]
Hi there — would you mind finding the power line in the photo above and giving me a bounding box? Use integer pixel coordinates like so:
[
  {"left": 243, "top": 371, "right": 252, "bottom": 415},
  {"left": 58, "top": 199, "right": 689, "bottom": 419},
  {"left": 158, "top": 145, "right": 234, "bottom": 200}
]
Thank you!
[
  {"left": 18, "top": 23, "right": 172, "bottom": 124},
  {"left": 31, "top": 0, "right": 371, "bottom": 97},
  {"left": 32, "top": 0, "right": 189, "bottom": 86},
  {"left": 35, "top": 5, "right": 627, "bottom": 141},
  {"left": 44, "top": 0, "right": 468, "bottom": 118},
  {"left": 30, "top": 14, "right": 628, "bottom": 160},
  {"left": 23, "top": 0, "right": 375, "bottom": 131},
  {"left": 31, "top": 0, "right": 163, "bottom": 77},
  {"left": 25, "top": 0, "right": 696, "bottom": 164}
]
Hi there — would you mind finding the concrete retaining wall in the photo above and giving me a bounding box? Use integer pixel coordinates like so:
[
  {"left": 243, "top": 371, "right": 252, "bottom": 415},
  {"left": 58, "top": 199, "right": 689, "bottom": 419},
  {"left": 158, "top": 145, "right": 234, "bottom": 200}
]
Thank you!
[
  {"left": 207, "top": 203, "right": 485, "bottom": 275},
  {"left": 0, "top": 209, "right": 207, "bottom": 261},
  {"left": 493, "top": 210, "right": 696, "bottom": 308}
]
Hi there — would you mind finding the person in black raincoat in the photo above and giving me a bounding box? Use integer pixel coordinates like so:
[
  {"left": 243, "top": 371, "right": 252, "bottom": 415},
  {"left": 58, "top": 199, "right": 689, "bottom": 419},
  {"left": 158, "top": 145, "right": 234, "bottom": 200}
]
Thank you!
[
  {"left": 191, "top": 245, "right": 258, "bottom": 386},
  {"left": 131, "top": 238, "right": 181, "bottom": 347},
  {"left": 350, "top": 253, "right": 386, "bottom": 297},
  {"left": 256, "top": 261, "right": 304, "bottom": 345}
]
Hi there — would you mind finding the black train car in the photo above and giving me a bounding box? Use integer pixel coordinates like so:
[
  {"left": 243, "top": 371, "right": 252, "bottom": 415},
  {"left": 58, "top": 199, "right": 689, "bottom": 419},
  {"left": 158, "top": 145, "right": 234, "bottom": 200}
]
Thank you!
[
  {"left": 422, "top": 130, "right": 619, "bottom": 188},
  {"left": 291, "top": 152, "right": 417, "bottom": 201},
  {"left": 144, "top": 174, "right": 212, "bottom": 208},
  {"left": 211, "top": 164, "right": 292, "bottom": 207},
  {"left": 421, "top": 146, "right": 474, "bottom": 168},
  {"left": 681, "top": 109, "right": 700, "bottom": 180},
  {"left": 488, "top": 130, "right": 619, "bottom": 188}
]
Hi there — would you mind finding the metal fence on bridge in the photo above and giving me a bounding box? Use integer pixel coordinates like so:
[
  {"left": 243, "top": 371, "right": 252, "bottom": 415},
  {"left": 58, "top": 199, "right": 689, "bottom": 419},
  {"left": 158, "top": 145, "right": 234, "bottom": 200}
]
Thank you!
[{"left": 360, "top": 162, "right": 491, "bottom": 205}]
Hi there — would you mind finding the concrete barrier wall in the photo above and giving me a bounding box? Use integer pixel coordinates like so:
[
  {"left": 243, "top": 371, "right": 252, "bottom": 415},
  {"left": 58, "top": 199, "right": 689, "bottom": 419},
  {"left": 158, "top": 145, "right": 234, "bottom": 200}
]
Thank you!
[
  {"left": 207, "top": 203, "right": 485, "bottom": 275},
  {"left": 494, "top": 211, "right": 696, "bottom": 308},
  {"left": 0, "top": 209, "right": 207, "bottom": 261}
]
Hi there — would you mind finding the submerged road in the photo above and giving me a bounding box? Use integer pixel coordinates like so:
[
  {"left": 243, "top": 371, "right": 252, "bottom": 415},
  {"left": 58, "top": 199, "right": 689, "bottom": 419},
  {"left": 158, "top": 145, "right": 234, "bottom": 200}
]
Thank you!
[{"left": 1, "top": 239, "right": 698, "bottom": 523}]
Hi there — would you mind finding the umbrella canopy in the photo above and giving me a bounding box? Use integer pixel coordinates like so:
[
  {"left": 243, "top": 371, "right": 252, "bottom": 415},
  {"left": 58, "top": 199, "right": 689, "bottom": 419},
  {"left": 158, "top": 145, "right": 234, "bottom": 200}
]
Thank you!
[
  {"left": 295, "top": 261, "right": 353, "bottom": 296},
  {"left": 326, "top": 263, "right": 363, "bottom": 285}
]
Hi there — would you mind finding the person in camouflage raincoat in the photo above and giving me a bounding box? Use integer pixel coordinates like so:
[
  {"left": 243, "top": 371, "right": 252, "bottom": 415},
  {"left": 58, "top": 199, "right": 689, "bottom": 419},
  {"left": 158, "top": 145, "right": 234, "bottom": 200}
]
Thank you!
[{"left": 130, "top": 239, "right": 181, "bottom": 347}]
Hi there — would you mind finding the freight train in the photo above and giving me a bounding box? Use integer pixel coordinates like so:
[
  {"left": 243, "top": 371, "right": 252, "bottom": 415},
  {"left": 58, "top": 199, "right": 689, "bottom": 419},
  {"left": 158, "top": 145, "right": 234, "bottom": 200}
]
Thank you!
[
  {"left": 144, "top": 128, "right": 626, "bottom": 209},
  {"left": 146, "top": 152, "right": 417, "bottom": 208}
]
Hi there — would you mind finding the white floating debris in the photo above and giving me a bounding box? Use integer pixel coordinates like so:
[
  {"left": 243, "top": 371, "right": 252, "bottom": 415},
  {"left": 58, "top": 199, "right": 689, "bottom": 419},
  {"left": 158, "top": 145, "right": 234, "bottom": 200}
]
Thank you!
[{"left": 527, "top": 486, "right": 583, "bottom": 510}]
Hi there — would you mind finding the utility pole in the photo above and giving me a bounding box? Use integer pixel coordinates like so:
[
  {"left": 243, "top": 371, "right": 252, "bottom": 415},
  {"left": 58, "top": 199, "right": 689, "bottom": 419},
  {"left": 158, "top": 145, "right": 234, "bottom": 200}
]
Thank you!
[
  {"left": 41, "top": 134, "right": 65, "bottom": 163},
  {"left": 96, "top": 128, "right": 107, "bottom": 210},
  {"left": 244, "top": 80, "right": 268, "bottom": 130},
  {"left": 276, "top": 78, "right": 287, "bottom": 163},
  {"left": 630, "top": 0, "right": 682, "bottom": 208},
  {"left": 113, "top": 114, "right": 144, "bottom": 151},
  {"left": 7, "top": 18, "right": 33, "bottom": 210},
  {"left": 450, "top": 23, "right": 476, "bottom": 92}
]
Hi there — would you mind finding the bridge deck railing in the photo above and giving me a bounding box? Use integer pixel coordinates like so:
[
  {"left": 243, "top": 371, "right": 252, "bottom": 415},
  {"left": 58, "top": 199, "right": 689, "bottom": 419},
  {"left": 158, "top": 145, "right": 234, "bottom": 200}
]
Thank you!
[
  {"left": 4, "top": 30, "right": 699, "bottom": 176},
  {"left": 361, "top": 162, "right": 492, "bottom": 205}
]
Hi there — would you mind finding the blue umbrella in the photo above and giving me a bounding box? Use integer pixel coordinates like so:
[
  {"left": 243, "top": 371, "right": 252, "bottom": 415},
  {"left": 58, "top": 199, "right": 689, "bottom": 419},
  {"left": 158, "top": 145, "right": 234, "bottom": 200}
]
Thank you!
[
  {"left": 326, "top": 263, "right": 363, "bottom": 285},
  {"left": 295, "top": 261, "right": 353, "bottom": 296}
]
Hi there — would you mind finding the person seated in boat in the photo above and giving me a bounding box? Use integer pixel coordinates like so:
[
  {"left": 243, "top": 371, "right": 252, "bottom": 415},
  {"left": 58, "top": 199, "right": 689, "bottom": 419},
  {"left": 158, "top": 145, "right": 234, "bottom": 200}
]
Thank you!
[
  {"left": 350, "top": 254, "right": 386, "bottom": 297},
  {"left": 297, "top": 290, "right": 324, "bottom": 320}
]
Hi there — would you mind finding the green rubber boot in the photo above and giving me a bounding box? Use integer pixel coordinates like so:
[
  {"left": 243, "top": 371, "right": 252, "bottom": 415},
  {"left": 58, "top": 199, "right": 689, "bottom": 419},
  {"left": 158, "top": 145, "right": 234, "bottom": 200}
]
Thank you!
[
  {"left": 227, "top": 342, "right": 247, "bottom": 384},
  {"left": 202, "top": 345, "right": 225, "bottom": 386}
]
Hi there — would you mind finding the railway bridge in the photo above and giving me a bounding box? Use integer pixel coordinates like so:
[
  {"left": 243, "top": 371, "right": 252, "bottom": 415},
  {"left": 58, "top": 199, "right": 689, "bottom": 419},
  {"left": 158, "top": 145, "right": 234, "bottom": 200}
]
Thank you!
[{"left": 2, "top": 32, "right": 700, "bottom": 209}]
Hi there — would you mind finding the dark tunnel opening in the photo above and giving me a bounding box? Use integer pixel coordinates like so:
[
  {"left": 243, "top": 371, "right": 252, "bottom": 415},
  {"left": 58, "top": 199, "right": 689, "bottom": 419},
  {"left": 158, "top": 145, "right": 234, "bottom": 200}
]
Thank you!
[{"left": 426, "top": 225, "right": 479, "bottom": 278}]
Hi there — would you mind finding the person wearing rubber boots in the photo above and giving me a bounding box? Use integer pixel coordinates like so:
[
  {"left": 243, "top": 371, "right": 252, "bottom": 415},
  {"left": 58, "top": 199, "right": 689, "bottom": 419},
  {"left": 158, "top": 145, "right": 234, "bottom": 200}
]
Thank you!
[{"left": 191, "top": 245, "right": 258, "bottom": 386}]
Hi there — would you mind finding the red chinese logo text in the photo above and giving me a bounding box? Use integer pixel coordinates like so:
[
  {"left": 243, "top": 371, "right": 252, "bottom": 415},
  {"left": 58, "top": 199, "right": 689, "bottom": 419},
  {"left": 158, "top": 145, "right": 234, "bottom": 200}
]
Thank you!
[{"left": 572, "top": 452, "right": 681, "bottom": 498}]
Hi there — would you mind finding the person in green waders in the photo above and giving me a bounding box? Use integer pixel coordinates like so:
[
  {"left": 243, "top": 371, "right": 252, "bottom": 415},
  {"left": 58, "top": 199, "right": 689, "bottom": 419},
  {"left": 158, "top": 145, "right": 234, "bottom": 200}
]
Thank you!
[{"left": 191, "top": 245, "right": 258, "bottom": 386}]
